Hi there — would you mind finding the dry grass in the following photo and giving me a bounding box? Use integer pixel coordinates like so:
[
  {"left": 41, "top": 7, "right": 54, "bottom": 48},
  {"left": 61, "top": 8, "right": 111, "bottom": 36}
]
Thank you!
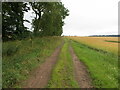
[{"left": 68, "top": 36, "right": 119, "bottom": 55}]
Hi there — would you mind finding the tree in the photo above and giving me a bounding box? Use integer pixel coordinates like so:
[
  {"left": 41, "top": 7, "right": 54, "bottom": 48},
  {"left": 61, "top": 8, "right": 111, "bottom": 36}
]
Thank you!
[
  {"left": 2, "top": 2, "right": 30, "bottom": 41},
  {"left": 30, "top": 2, "right": 69, "bottom": 36},
  {"left": 2, "top": 2, "right": 69, "bottom": 41}
]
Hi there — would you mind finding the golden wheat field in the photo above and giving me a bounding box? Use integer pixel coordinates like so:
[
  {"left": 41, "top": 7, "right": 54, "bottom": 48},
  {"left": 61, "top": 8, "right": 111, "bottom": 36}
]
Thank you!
[{"left": 68, "top": 36, "right": 119, "bottom": 55}]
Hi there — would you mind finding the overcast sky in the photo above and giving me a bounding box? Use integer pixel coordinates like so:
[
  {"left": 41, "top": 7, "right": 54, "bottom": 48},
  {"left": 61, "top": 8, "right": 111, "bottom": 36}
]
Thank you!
[
  {"left": 61, "top": 0, "right": 119, "bottom": 36},
  {"left": 24, "top": 0, "right": 120, "bottom": 36}
]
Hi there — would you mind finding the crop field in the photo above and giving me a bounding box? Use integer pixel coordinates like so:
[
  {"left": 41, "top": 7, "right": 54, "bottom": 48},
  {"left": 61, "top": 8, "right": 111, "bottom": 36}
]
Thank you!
[{"left": 68, "top": 36, "right": 119, "bottom": 55}]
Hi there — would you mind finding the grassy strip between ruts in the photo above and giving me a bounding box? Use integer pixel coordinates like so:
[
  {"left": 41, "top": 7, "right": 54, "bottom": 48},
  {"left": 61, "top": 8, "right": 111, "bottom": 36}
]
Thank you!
[
  {"left": 2, "top": 37, "right": 63, "bottom": 88},
  {"left": 47, "top": 39, "right": 79, "bottom": 88},
  {"left": 71, "top": 40, "right": 118, "bottom": 88}
]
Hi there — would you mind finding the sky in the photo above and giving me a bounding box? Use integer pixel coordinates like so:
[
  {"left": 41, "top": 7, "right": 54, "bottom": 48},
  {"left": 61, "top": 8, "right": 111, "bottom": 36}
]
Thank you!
[
  {"left": 24, "top": 4, "right": 35, "bottom": 32},
  {"left": 61, "top": 0, "right": 119, "bottom": 36},
  {"left": 24, "top": 0, "right": 120, "bottom": 36}
]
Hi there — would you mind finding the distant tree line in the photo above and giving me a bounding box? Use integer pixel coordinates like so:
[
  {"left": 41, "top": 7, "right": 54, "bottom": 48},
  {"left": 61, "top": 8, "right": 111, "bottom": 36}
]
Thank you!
[
  {"left": 2, "top": 2, "right": 69, "bottom": 41},
  {"left": 89, "top": 35, "right": 120, "bottom": 37}
]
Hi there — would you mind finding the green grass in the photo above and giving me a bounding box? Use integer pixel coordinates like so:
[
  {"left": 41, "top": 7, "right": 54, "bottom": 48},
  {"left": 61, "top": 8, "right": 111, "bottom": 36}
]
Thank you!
[
  {"left": 47, "top": 39, "right": 79, "bottom": 88},
  {"left": 105, "top": 40, "right": 120, "bottom": 43},
  {"left": 71, "top": 40, "right": 118, "bottom": 88},
  {"left": 2, "top": 37, "right": 63, "bottom": 88}
]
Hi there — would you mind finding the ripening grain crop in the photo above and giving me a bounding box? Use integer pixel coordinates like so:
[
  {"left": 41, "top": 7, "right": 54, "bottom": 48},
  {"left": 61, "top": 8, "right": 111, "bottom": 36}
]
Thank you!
[{"left": 68, "top": 36, "right": 119, "bottom": 55}]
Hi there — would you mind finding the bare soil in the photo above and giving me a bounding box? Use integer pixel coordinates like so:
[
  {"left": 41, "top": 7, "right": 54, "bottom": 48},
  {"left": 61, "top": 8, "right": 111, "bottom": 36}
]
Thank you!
[
  {"left": 23, "top": 44, "right": 63, "bottom": 88},
  {"left": 69, "top": 46, "right": 93, "bottom": 88}
]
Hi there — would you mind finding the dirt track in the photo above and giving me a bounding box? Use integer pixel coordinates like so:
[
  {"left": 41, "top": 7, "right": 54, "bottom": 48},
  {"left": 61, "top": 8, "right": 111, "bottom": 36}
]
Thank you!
[
  {"left": 23, "top": 44, "right": 63, "bottom": 88},
  {"left": 23, "top": 40, "right": 93, "bottom": 88},
  {"left": 69, "top": 46, "right": 93, "bottom": 88}
]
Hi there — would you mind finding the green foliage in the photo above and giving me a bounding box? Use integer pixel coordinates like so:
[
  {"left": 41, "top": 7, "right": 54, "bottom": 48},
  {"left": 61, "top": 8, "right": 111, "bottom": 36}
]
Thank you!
[
  {"left": 71, "top": 40, "right": 118, "bottom": 88},
  {"left": 2, "top": 37, "right": 63, "bottom": 88},
  {"left": 30, "top": 2, "right": 69, "bottom": 36},
  {"left": 47, "top": 39, "right": 79, "bottom": 88},
  {"left": 2, "top": 2, "right": 69, "bottom": 41},
  {"left": 2, "top": 2, "right": 30, "bottom": 41}
]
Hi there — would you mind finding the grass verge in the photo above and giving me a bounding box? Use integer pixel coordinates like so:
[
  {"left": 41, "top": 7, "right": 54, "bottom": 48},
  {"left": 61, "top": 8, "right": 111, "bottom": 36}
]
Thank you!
[
  {"left": 2, "top": 37, "right": 63, "bottom": 88},
  {"left": 47, "top": 39, "right": 79, "bottom": 88},
  {"left": 71, "top": 40, "right": 118, "bottom": 88}
]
